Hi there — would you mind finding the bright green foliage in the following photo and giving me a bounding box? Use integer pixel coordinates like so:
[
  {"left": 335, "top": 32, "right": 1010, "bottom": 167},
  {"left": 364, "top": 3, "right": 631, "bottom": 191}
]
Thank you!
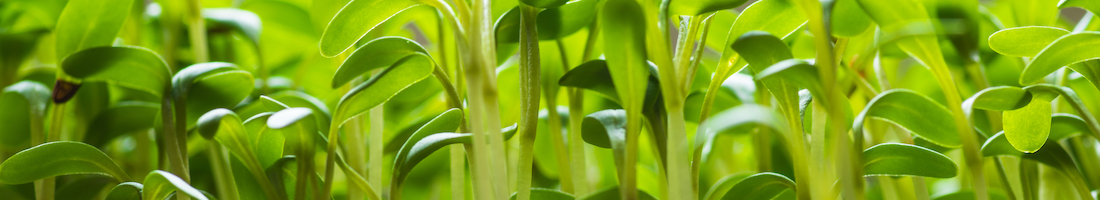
[
  {"left": 1002, "top": 96, "right": 1053, "bottom": 153},
  {"left": 61, "top": 46, "right": 172, "bottom": 97},
  {"left": 600, "top": 0, "right": 649, "bottom": 116},
  {"left": 719, "top": 172, "right": 795, "bottom": 200},
  {"left": 855, "top": 89, "right": 960, "bottom": 148},
  {"left": 0, "top": 141, "right": 131, "bottom": 184},
  {"left": 582, "top": 109, "right": 626, "bottom": 149},
  {"left": 54, "top": 0, "right": 134, "bottom": 59},
  {"left": 203, "top": 8, "right": 263, "bottom": 45},
  {"left": 1021, "top": 32, "right": 1100, "bottom": 85},
  {"left": 988, "top": 26, "right": 1069, "bottom": 57},
  {"left": 863, "top": 143, "right": 958, "bottom": 178},
  {"left": 319, "top": 0, "right": 420, "bottom": 57},
  {"left": 671, "top": 0, "right": 748, "bottom": 16},
  {"left": 143, "top": 170, "right": 208, "bottom": 200},
  {"left": 331, "top": 37, "right": 428, "bottom": 88},
  {"left": 509, "top": 188, "right": 574, "bottom": 199},
  {"left": 332, "top": 53, "right": 433, "bottom": 126}
]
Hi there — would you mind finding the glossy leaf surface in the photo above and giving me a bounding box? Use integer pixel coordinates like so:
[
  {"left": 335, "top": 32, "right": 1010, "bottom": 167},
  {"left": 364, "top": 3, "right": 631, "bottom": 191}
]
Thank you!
[
  {"left": 863, "top": 143, "right": 959, "bottom": 178},
  {"left": 0, "top": 141, "right": 131, "bottom": 184}
]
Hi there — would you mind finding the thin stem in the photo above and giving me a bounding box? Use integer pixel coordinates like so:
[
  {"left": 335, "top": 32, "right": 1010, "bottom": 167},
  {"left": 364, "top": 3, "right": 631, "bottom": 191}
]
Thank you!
[
  {"left": 208, "top": 142, "right": 240, "bottom": 200},
  {"left": 34, "top": 102, "right": 63, "bottom": 200},
  {"left": 186, "top": 0, "right": 209, "bottom": 63},
  {"left": 548, "top": 40, "right": 575, "bottom": 194},
  {"left": 994, "top": 158, "right": 1019, "bottom": 200},
  {"left": 161, "top": 98, "right": 190, "bottom": 200},
  {"left": 370, "top": 106, "right": 384, "bottom": 195}
]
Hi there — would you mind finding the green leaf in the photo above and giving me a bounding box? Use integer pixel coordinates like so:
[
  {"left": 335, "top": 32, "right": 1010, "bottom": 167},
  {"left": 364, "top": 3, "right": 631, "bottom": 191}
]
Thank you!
[
  {"left": 719, "top": 172, "right": 795, "bottom": 200},
  {"left": 981, "top": 132, "right": 1083, "bottom": 179},
  {"left": 581, "top": 109, "right": 626, "bottom": 149},
  {"left": 510, "top": 188, "right": 574, "bottom": 200},
  {"left": 1050, "top": 113, "right": 1090, "bottom": 140},
  {"left": 243, "top": 112, "right": 284, "bottom": 168},
  {"left": 0, "top": 81, "right": 49, "bottom": 150},
  {"left": 0, "top": 141, "right": 131, "bottom": 184},
  {"left": 559, "top": 60, "right": 619, "bottom": 102},
  {"left": 716, "top": 0, "right": 806, "bottom": 79},
  {"left": 732, "top": 31, "right": 794, "bottom": 72},
  {"left": 204, "top": 8, "right": 262, "bottom": 45},
  {"left": 600, "top": 0, "right": 649, "bottom": 115},
  {"left": 702, "top": 104, "right": 785, "bottom": 153},
  {"left": 198, "top": 108, "right": 261, "bottom": 170},
  {"left": 61, "top": 46, "right": 172, "bottom": 97},
  {"left": 392, "top": 108, "right": 463, "bottom": 189},
  {"left": 520, "top": 0, "right": 568, "bottom": 8},
  {"left": 174, "top": 62, "right": 255, "bottom": 125},
  {"left": 332, "top": 53, "right": 433, "bottom": 127},
  {"left": 399, "top": 124, "right": 518, "bottom": 183},
  {"left": 830, "top": 0, "right": 872, "bottom": 37},
  {"left": 536, "top": 0, "right": 597, "bottom": 40},
  {"left": 931, "top": 190, "right": 1009, "bottom": 200},
  {"left": 987, "top": 26, "right": 1069, "bottom": 57},
  {"left": 263, "top": 91, "right": 333, "bottom": 132},
  {"left": 331, "top": 36, "right": 429, "bottom": 88},
  {"left": 701, "top": 173, "right": 751, "bottom": 200},
  {"left": 1020, "top": 32, "right": 1100, "bottom": 85},
  {"left": 854, "top": 89, "right": 960, "bottom": 148},
  {"left": 863, "top": 143, "right": 959, "bottom": 178},
  {"left": 54, "top": 0, "right": 135, "bottom": 59},
  {"left": 143, "top": 170, "right": 209, "bottom": 200},
  {"left": 1003, "top": 95, "right": 1054, "bottom": 153},
  {"left": 318, "top": 0, "right": 420, "bottom": 57},
  {"left": 755, "top": 59, "right": 825, "bottom": 101},
  {"left": 1060, "top": 0, "right": 1100, "bottom": 16},
  {"left": 579, "top": 186, "right": 657, "bottom": 200},
  {"left": 83, "top": 101, "right": 159, "bottom": 147},
  {"left": 670, "top": 0, "right": 748, "bottom": 16},
  {"left": 856, "top": 0, "right": 948, "bottom": 73},
  {"left": 105, "top": 182, "right": 143, "bottom": 200}
]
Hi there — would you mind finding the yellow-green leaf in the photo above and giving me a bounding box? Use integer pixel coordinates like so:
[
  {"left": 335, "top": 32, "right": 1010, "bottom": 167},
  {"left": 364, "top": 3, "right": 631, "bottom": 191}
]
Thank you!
[
  {"left": 318, "top": 0, "right": 420, "bottom": 57},
  {"left": 0, "top": 141, "right": 131, "bottom": 184},
  {"left": 1021, "top": 32, "right": 1100, "bottom": 85},
  {"left": 987, "top": 26, "right": 1069, "bottom": 57}
]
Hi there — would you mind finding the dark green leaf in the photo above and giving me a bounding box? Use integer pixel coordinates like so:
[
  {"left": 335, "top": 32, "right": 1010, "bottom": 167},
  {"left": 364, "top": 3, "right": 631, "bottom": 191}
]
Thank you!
[
  {"left": 715, "top": 0, "right": 806, "bottom": 79},
  {"left": 1050, "top": 113, "right": 1089, "bottom": 140},
  {"left": 755, "top": 59, "right": 825, "bottom": 101},
  {"left": 0, "top": 81, "right": 49, "bottom": 150},
  {"left": 104, "top": 182, "right": 142, "bottom": 200},
  {"left": 981, "top": 132, "right": 1083, "bottom": 179},
  {"left": 318, "top": 0, "right": 420, "bottom": 57},
  {"left": 536, "top": 0, "right": 597, "bottom": 39},
  {"left": 863, "top": 143, "right": 958, "bottom": 178},
  {"left": 83, "top": 101, "right": 159, "bottom": 147},
  {"left": 61, "top": 46, "right": 171, "bottom": 97},
  {"left": 0, "top": 141, "right": 131, "bottom": 184},
  {"left": 559, "top": 60, "right": 619, "bottom": 102},
  {"left": 581, "top": 109, "right": 626, "bottom": 149},
  {"left": 701, "top": 173, "right": 751, "bottom": 200}
]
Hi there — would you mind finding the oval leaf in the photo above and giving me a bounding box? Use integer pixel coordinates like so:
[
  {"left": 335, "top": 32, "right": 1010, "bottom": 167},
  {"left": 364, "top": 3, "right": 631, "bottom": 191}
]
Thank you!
[
  {"left": 536, "top": 0, "right": 597, "bottom": 39},
  {"left": 54, "top": 0, "right": 134, "bottom": 59},
  {"left": 392, "top": 109, "right": 463, "bottom": 187},
  {"left": 863, "top": 143, "right": 959, "bottom": 178},
  {"left": 582, "top": 109, "right": 627, "bottom": 149},
  {"left": 715, "top": 0, "right": 807, "bottom": 79},
  {"left": 600, "top": 0, "right": 649, "bottom": 114},
  {"left": 1021, "top": 32, "right": 1100, "bottom": 85},
  {"left": 319, "top": 0, "right": 420, "bottom": 57},
  {"left": 855, "top": 89, "right": 960, "bottom": 148},
  {"left": 0, "top": 141, "right": 131, "bottom": 184},
  {"left": 61, "top": 46, "right": 172, "bottom": 97},
  {"left": 1003, "top": 95, "right": 1054, "bottom": 153},
  {"left": 331, "top": 36, "right": 429, "bottom": 88},
  {"left": 333, "top": 53, "right": 434, "bottom": 127},
  {"left": 988, "top": 26, "right": 1069, "bottom": 57}
]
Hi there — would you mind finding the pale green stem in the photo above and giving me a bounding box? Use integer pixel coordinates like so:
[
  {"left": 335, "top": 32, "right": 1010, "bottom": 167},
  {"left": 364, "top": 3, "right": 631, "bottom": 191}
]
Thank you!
[
  {"left": 161, "top": 98, "right": 190, "bottom": 200},
  {"left": 187, "top": 0, "right": 209, "bottom": 63},
  {"left": 346, "top": 116, "right": 367, "bottom": 200},
  {"left": 515, "top": 5, "right": 543, "bottom": 200},
  {"left": 369, "top": 106, "right": 384, "bottom": 194},
  {"left": 33, "top": 102, "right": 60, "bottom": 200},
  {"left": 208, "top": 142, "right": 239, "bottom": 200},
  {"left": 550, "top": 39, "right": 575, "bottom": 194}
]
